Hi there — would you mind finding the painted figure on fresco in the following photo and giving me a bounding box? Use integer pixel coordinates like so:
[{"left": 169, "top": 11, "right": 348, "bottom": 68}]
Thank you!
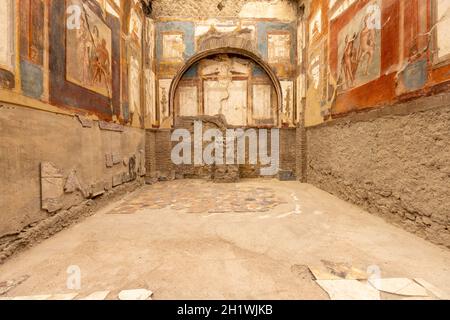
[
  {"left": 92, "top": 37, "right": 111, "bottom": 86},
  {"left": 283, "top": 84, "right": 292, "bottom": 122},
  {"left": 312, "top": 21, "right": 320, "bottom": 39},
  {"left": 66, "top": 0, "right": 112, "bottom": 98},
  {"left": 337, "top": 1, "right": 381, "bottom": 91},
  {"left": 357, "top": 9, "right": 377, "bottom": 76},
  {"left": 161, "top": 87, "right": 168, "bottom": 116},
  {"left": 75, "top": 16, "right": 91, "bottom": 85},
  {"left": 129, "top": 53, "right": 141, "bottom": 124},
  {"left": 342, "top": 33, "right": 357, "bottom": 88},
  {"left": 87, "top": 25, "right": 111, "bottom": 94}
]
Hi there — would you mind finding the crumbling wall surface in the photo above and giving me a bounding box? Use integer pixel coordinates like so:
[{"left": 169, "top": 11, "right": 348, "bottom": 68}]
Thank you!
[
  {"left": 306, "top": 94, "right": 450, "bottom": 248},
  {"left": 152, "top": 0, "right": 297, "bottom": 19},
  {"left": 0, "top": 104, "right": 146, "bottom": 262}
]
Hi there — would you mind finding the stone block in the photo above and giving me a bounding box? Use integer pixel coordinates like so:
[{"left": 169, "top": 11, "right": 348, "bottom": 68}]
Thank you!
[
  {"left": 145, "top": 177, "right": 158, "bottom": 185},
  {"left": 98, "top": 121, "right": 124, "bottom": 132},
  {"left": 104, "top": 179, "right": 113, "bottom": 191},
  {"left": 76, "top": 115, "right": 94, "bottom": 128},
  {"left": 64, "top": 169, "right": 89, "bottom": 198},
  {"left": 91, "top": 182, "right": 105, "bottom": 198},
  {"left": 278, "top": 170, "right": 296, "bottom": 181},
  {"left": 105, "top": 154, "right": 113, "bottom": 168},
  {"left": 112, "top": 174, "right": 123, "bottom": 187},
  {"left": 41, "top": 162, "right": 64, "bottom": 213},
  {"left": 41, "top": 162, "right": 63, "bottom": 178},
  {"left": 122, "top": 172, "right": 131, "bottom": 183},
  {"left": 112, "top": 153, "right": 122, "bottom": 165},
  {"left": 118, "top": 289, "right": 153, "bottom": 301}
]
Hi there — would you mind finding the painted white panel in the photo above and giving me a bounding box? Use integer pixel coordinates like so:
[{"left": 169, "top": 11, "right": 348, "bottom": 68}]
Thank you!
[
  {"left": 437, "top": 0, "right": 450, "bottom": 59},
  {"left": 204, "top": 80, "right": 247, "bottom": 126},
  {"left": 0, "top": 0, "right": 14, "bottom": 71},
  {"left": 178, "top": 86, "right": 198, "bottom": 116},
  {"left": 252, "top": 84, "right": 272, "bottom": 119}
]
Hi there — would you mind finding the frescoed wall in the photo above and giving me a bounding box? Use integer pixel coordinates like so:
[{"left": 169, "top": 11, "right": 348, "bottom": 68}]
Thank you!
[
  {"left": 0, "top": 0, "right": 153, "bottom": 128},
  {"left": 303, "top": 0, "right": 450, "bottom": 127},
  {"left": 0, "top": 0, "right": 15, "bottom": 90},
  {"left": 153, "top": 2, "right": 298, "bottom": 128},
  {"left": 302, "top": 0, "right": 450, "bottom": 246}
]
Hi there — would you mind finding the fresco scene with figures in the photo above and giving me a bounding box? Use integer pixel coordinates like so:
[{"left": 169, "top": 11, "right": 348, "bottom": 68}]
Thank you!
[
  {"left": 337, "top": 1, "right": 381, "bottom": 91},
  {"left": 66, "top": 0, "right": 113, "bottom": 98},
  {"left": 0, "top": 0, "right": 450, "bottom": 303}
]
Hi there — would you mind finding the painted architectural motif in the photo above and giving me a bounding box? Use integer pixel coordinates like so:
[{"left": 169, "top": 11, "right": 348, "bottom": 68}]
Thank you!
[
  {"left": 268, "top": 33, "right": 291, "bottom": 63},
  {"left": 162, "top": 33, "right": 185, "bottom": 61},
  {"left": 159, "top": 78, "right": 172, "bottom": 120}
]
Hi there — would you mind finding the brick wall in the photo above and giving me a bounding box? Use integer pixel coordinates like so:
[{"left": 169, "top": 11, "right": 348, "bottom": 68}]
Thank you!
[
  {"left": 146, "top": 117, "right": 299, "bottom": 181},
  {"left": 280, "top": 128, "right": 297, "bottom": 174},
  {"left": 145, "top": 130, "right": 157, "bottom": 177}
]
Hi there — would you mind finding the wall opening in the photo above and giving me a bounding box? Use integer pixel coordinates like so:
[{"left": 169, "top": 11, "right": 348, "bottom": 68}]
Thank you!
[{"left": 168, "top": 48, "right": 283, "bottom": 127}]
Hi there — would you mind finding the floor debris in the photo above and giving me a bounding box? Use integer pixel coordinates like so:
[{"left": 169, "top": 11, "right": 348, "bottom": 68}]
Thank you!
[
  {"left": 414, "top": 278, "right": 450, "bottom": 300},
  {"left": 0, "top": 275, "right": 30, "bottom": 295},
  {"left": 118, "top": 289, "right": 153, "bottom": 300},
  {"left": 80, "top": 291, "right": 111, "bottom": 300},
  {"left": 316, "top": 280, "right": 381, "bottom": 300},
  {"left": 48, "top": 293, "right": 79, "bottom": 300},
  {"left": 291, "top": 264, "right": 315, "bottom": 281},
  {"left": 0, "top": 289, "right": 154, "bottom": 300},
  {"left": 4, "top": 295, "right": 53, "bottom": 300},
  {"left": 368, "top": 278, "right": 428, "bottom": 297},
  {"left": 309, "top": 260, "right": 367, "bottom": 280}
]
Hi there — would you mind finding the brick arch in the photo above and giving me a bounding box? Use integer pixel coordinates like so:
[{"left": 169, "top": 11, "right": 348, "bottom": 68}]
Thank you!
[{"left": 168, "top": 47, "right": 283, "bottom": 126}]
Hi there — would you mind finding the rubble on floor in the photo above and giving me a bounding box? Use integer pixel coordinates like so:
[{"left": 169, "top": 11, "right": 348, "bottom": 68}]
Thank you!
[
  {"left": 308, "top": 261, "right": 450, "bottom": 300},
  {"left": 316, "top": 279, "right": 381, "bottom": 300},
  {"left": 0, "top": 275, "right": 30, "bottom": 295},
  {"left": 118, "top": 289, "right": 153, "bottom": 301},
  {"left": 0, "top": 289, "right": 153, "bottom": 301}
]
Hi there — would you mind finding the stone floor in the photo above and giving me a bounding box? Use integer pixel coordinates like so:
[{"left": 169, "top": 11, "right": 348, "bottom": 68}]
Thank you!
[{"left": 1, "top": 179, "right": 450, "bottom": 300}]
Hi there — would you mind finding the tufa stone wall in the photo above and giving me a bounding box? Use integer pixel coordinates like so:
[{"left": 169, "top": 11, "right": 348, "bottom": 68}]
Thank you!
[
  {"left": 0, "top": 104, "right": 146, "bottom": 262},
  {"left": 306, "top": 93, "right": 450, "bottom": 248}
]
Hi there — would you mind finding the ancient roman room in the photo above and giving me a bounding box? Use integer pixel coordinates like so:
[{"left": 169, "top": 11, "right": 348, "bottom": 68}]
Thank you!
[{"left": 0, "top": 0, "right": 450, "bottom": 304}]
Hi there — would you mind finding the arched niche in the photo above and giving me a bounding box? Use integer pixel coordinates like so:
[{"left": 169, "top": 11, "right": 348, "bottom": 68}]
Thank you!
[{"left": 168, "top": 48, "right": 283, "bottom": 127}]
